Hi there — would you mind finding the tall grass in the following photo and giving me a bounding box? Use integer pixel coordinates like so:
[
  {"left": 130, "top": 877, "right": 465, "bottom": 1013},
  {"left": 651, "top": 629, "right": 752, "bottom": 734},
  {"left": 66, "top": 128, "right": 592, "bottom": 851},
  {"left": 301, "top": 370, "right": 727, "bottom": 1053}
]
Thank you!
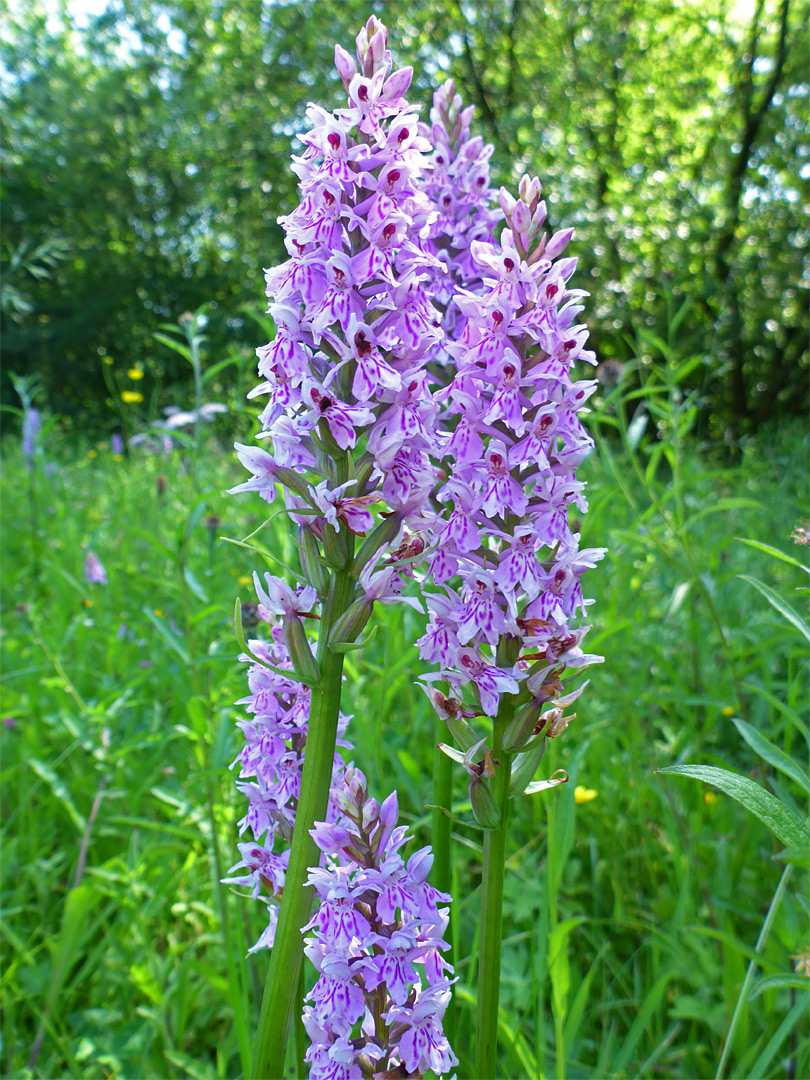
[{"left": 1, "top": 398, "right": 807, "bottom": 1078}]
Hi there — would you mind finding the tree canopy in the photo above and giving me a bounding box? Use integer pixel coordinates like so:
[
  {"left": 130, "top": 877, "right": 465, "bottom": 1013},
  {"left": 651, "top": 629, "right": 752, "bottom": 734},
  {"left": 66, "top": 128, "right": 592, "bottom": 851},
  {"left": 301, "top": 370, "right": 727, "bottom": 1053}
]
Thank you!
[{"left": 2, "top": 0, "right": 807, "bottom": 436}]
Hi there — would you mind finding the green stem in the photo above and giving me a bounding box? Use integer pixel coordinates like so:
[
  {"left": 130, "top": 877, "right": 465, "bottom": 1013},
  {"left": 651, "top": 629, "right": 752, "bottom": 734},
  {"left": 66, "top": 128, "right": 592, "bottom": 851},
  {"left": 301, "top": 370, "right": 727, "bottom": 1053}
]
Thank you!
[
  {"left": 431, "top": 720, "right": 453, "bottom": 897},
  {"left": 431, "top": 721, "right": 454, "bottom": 1040},
  {"left": 250, "top": 567, "right": 355, "bottom": 1080},
  {"left": 715, "top": 863, "right": 792, "bottom": 1079},
  {"left": 476, "top": 705, "right": 514, "bottom": 1080}
]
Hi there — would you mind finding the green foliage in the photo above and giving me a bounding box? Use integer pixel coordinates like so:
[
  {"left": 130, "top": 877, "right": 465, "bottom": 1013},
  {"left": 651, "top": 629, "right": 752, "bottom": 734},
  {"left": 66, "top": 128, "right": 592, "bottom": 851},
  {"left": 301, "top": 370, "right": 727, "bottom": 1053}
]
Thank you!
[
  {"left": 2, "top": 0, "right": 807, "bottom": 432},
  {"left": 2, "top": 408, "right": 808, "bottom": 1077}
]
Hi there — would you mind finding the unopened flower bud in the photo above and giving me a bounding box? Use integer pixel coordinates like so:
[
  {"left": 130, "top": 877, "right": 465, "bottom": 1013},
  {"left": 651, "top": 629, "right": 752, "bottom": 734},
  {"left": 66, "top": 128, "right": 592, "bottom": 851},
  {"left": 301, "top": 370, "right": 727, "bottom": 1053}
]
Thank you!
[
  {"left": 545, "top": 227, "right": 575, "bottom": 260},
  {"left": 362, "top": 798, "right": 380, "bottom": 830},
  {"left": 384, "top": 66, "right": 413, "bottom": 100},
  {"left": 518, "top": 174, "right": 541, "bottom": 209},
  {"left": 334, "top": 43, "right": 357, "bottom": 88},
  {"left": 511, "top": 201, "right": 531, "bottom": 249},
  {"left": 379, "top": 790, "right": 398, "bottom": 825},
  {"left": 345, "top": 764, "right": 367, "bottom": 808},
  {"left": 498, "top": 187, "right": 516, "bottom": 219}
]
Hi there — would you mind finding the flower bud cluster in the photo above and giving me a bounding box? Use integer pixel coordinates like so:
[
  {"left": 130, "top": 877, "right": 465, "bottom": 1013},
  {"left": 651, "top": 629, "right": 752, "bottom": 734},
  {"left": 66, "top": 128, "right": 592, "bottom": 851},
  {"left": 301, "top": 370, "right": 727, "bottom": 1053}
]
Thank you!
[
  {"left": 420, "top": 78, "right": 500, "bottom": 326},
  {"left": 418, "top": 176, "right": 606, "bottom": 727},
  {"left": 223, "top": 619, "right": 351, "bottom": 952},
  {"left": 303, "top": 766, "right": 457, "bottom": 1079}
]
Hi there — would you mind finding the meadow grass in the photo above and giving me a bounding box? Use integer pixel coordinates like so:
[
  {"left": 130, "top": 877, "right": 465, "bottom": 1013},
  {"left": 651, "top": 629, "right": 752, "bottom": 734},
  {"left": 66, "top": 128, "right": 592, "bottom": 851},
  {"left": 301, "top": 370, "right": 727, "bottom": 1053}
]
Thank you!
[{"left": 1, "top": 407, "right": 807, "bottom": 1079}]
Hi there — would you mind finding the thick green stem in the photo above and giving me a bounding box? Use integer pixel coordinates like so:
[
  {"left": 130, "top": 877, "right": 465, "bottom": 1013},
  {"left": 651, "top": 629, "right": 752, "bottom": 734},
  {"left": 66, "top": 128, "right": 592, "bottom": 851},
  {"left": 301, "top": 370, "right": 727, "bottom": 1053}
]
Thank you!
[
  {"left": 250, "top": 567, "right": 355, "bottom": 1079},
  {"left": 476, "top": 705, "right": 514, "bottom": 1080}
]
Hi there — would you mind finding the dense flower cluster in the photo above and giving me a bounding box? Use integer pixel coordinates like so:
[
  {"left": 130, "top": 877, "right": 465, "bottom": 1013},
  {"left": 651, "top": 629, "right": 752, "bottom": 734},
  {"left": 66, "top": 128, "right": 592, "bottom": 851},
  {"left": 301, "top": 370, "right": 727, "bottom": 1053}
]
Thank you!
[
  {"left": 231, "top": 18, "right": 447, "bottom": 558},
  {"left": 419, "top": 176, "right": 605, "bottom": 729},
  {"left": 303, "top": 766, "right": 456, "bottom": 1079},
  {"left": 223, "top": 609, "right": 351, "bottom": 952},
  {"left": 420, "top": 78, "right": 500, "bottom": 348}
]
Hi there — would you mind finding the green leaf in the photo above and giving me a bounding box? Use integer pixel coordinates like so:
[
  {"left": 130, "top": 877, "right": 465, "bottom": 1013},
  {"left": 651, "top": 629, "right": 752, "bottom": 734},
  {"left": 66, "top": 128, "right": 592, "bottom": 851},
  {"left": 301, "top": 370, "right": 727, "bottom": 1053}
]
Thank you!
[
  {"left": 46, "top": 884, "right": 98, "bottom": 1012},
  {"left": 731, "top": 717, "right": 810, "bottom": 794},
  {"left": 735, "top": 538, "right": 810, "bottom": 574},
  {"left": 153, "top": 331, "right": 193, "bottom": 362},
  {"left": 29, "top": 759, "right": 87, "bottom": 833},
  {"left": 658, "top": 764, "right": 810, "bottom": 848},
  {"left": 182, "top": 565, "right": 209, "bottom": 603},
  {"left": 142, "top": 606, "right": 190, "bottom": 663},
  {"left": 328, "top": 625, "right": 377, "bottom": 653},
  {"left": 738, "top": 574, "right": 810, "bottom": 643},
  {"left": 747, "top": 973, "right": 810, "bottom": 1001}
]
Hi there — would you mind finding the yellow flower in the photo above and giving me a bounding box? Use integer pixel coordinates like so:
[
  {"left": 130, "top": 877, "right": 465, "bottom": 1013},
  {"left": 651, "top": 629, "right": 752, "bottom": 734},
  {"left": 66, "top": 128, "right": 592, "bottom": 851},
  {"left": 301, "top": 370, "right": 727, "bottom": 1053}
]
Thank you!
[
  {"left": 102, "top": 355, "right": 114, "bottom": 366},
  {"left": 82, "top": 598, "right": 93, "bottom": 608},
  {"left": 574, "top": 785, "right": 598, "bottom": 805},
  {"left": 704, "top": 791, "right": 717, "bottom": 804},
  {"left": 153, "top": 608, "right": 163, "bottom": 617},
  {"left": 87, "top": 449, "right": 97, "bottom": 458},
  {"left": 113, "top": 453, "right": 124, "bottom": 462},
  {"left": 121, "top": 390, "right": 143, "bottom": 404},
  {"left": 721, "top": 706, "right": 735, "bottom": 717},
  {"left": 127, "top": 368, "right": 144, "bottom": 380},
  {"left": 238, "top": 576, "right": 252, "bottom": 586}
]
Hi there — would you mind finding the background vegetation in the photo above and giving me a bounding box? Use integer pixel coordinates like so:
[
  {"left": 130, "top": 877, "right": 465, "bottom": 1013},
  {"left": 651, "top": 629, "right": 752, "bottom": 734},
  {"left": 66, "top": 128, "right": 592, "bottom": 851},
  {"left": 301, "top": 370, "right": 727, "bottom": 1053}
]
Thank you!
[
  {"left": 2, "top": 378, "right": 808, "bottom": 1078},
  {"left": 1, "top": 1, "right": 808, "bottom": 1078},
  {"left": 2, "top": 0, "right": 808, "bottom": 437}
]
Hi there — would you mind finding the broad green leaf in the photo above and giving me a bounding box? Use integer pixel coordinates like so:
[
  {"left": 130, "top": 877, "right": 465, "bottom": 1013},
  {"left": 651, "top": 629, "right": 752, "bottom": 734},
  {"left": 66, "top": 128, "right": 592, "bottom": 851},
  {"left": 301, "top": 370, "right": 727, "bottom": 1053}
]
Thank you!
[
  {"left": 658, "top": 764, "right": 810, "bottom": 848},
  {"left": 731, "top": 717, "right": 810, "bottom": 794},
  {"left": 738, "top": 574, "right": 810, "bottom": 643},
  {"left": 46, "top": 884, "right": 98, "bottom": 1011}
]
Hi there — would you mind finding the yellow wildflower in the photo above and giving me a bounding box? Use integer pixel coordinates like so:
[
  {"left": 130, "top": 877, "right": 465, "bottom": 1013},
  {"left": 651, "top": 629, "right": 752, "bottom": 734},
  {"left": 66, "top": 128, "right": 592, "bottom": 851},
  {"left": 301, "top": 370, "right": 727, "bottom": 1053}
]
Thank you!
[
  {"left": 87, "top": 449, "right": 97, "bottom": 458},
  {"left": 127, "top": 368, "right": 144, "bottom": 380},
  {"left": 704, "top": 791, "right": 717, "bottom": 804},
  {"left": 574, "top": 785, "right": 598, "bottom": 805},
  {"left": 238, "top": 576, "right": 252, "bottom": 586},
  {"left": 102, "top": 355, "right": 114, "bottom": 365},
  {"left": 153, "top": 608, "right": 163, "bottom": 617},
  {"left": 721, "top": 706, "right": 735, "bottom": 717},
  {"left": 121, "top": 391, "right": 143, "bottom": 404}
]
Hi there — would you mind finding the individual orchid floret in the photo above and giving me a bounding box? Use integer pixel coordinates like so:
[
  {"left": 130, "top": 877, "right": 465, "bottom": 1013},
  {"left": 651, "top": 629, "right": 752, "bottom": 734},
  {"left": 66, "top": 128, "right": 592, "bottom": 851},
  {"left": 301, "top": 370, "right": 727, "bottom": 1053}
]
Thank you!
[{"left": 302, "top": 768, "right": 457, "bottom": 1077}]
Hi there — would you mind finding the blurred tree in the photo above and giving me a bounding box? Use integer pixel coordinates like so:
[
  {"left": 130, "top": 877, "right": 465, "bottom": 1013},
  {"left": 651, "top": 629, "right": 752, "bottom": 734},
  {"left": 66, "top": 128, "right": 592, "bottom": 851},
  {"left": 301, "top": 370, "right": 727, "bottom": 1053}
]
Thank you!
[{"left": 1, "top": 0, "right": 806, "bottom": 436}]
